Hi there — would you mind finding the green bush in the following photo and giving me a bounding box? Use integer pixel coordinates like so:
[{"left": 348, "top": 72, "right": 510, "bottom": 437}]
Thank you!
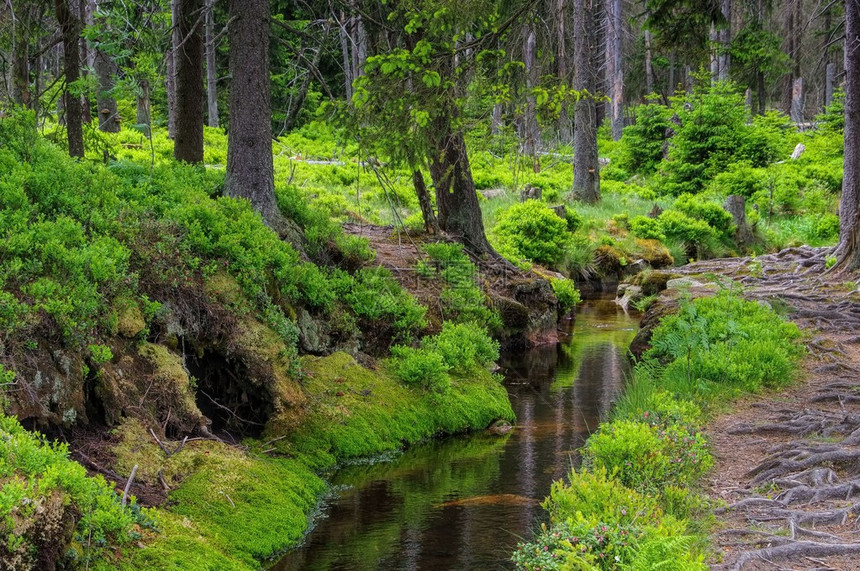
[
  {"left": 583, "top": 419, "right": 711, "bottom": 493},
  {"left": 646, "top": 291, "right": 804, "bottom": 392},
  {"left": 657, "top": 210, "right": 716, "bottom": 245},
  {"left": 813, "top": 213, "right": 840, "bottom": 241},
  {"left": 550, "top": 278, "right": 581, "bottom": 315},
  {"left": 672, "top": 194, "right": 734, "bottom": 240},
  {"left": 494, "top": 201, "right": 568, "bottom": 265},
  {"left": 708, "top": 162, "right": 765, "bottom": 198},
  {"left": 389, "top": 322, "right": 499, "bottom": 392},
  {"left": 0, "top": 415, "right": 148, "bottom": 567},
  {"left": 630, "top": 215, "right": 666, "bottom": 241},
  {"left": 389, "top": 345, "right": 451, "bottom": 393},
  {"left": 417, "top": 243, "right": 502, "bottom": 329},
  {"left": 618, "top": 100, "right": 671, "bottom": 175}
]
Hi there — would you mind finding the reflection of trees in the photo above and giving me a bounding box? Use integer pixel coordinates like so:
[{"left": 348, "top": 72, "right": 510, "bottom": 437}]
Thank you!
[
  {"left": 572, "top": 343, "right": 624, "bottom": 435},
  {"left": 277, "top": 302, "right": 639, "bottom": 570}
]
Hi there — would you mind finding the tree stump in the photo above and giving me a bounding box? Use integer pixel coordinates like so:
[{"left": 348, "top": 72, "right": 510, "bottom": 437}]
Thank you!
[{"left": 723, "top": 194, "right": 755, "bottom": 247}]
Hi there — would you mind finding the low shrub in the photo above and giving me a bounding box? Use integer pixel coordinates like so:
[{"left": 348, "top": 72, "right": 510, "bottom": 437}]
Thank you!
[
  {"left": 630, "top": 215, "right": 665, "bottom": 241},
  {"left": 494, "top": 200, "right": 569, "bottom": 265},
  {"left": 389, "top": 322, "right": 499, "bottom": 392},
  {"left": 583, "top": 419, "right": 711, "bottom": 493},
  {"left": 550, "top": 278, "right": 582, "bottom": 315}
]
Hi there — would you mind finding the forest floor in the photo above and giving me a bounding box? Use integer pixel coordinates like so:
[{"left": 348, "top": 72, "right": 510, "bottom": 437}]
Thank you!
[{"left": 672, "top": 248, "right": 860, "bottom": 570}]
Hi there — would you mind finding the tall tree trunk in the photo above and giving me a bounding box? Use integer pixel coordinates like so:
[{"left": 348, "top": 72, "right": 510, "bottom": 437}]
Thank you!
[
  {"left": 571, "top": 0, "right": 600, "bottom": 203},
  {"left": 167, "top": 0, "right": 179, "bottom": 139},
  {"left": 93, "top": 0, "right": 119, "bottom": 132},
  {"left": 338, "top": 10, "right": 353, "bottom": 100},
  {"left": 224, "top": 0, "right": 282, "bottom": 230},
  {"left": 718, "top": 0, "right": 731, "bottom": 80},
  {"left": 825, "top": 62, "right": 836, "bottom": 108},
  {"left": 136, "top": 77, "right": 151, "bottom": 136},
  {"left": 644, "top": 29, "right": 654, "bottom": 94},
  {"left": 522, "top": 25, "right": 540, "bottom": 168},
  {"left": 94, "top": 49, "right": 119, "bottom": 132},
  {"left": 557, "top": 0, "right": 571, "bottom": 140},
  {"left": 429, "top": 113, "right": 496, "bottom": 255},
  {"left": 412, "top": 168, "right": 439, "bottom": 234},
  {"left": 11, "top": 7, "right": 31, "bottom": 108},
  {"left": 606, "top": 0, "right": 623, "bottom": 140},
  {"left": 173, "top": 0, "right": 204, "bottom": 164},
  {"left": 56, "top": 0, "right": 85, "bottom": 158},
  {"left": 835, "top": 0, "right": 860, "bottom": 270},
  {"left": 79, "top": 0, "right": 93, "bottom": 124},
  {"left": 204, "top": 0, "right": 219, "bottom": 128}
]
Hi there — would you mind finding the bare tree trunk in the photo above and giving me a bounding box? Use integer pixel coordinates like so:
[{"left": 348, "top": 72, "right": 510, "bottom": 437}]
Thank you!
[
  {"left": 835, "top": 0, "right": 860, "bottom": 270},
  {"left": 791, "top": 77, "right": 804, "bottom": 124},
  {"left": 825, "top": 62, "right": 835, "bottom": 108},
  {"left": 11, "top": 5, "right": 32, "bottom": 108},
  {"left": 718, "top": 0, "right": 731, "bottom": 80},
  {"left": 429, "top": 112, "right": 496, "bottom": 255},
  {"left": 491, "top": 102, "right": 504, "bottom": 135},
  {"left": 167, "top": 0, "right": 179, "bottom": 139},
  {"left": 606, "top": 0, "right": 623, "bottom": 140},
  {"left": 136, "top": 77, "right": 151, "bottom": 136},
  {"left": 94, "top": 49, "right": 119, "bottom": 131},
  {"left": 522, "top": 25, "right": 540, "bottom": 168},
  {"left": 572, "top": 0, "right": 600, "bottom": 203},
  {"left": 412, "top": 169, "right": 439, "bottom": 234},
  {"left": 173, "top": 0, "right": 204, "bottom": 164},
  {"left": 225, "top": 0, "right": 283, "bottom": 231},
  {"left": 56, "top": 0, "right": 85, "bottom": 158},
  {"left": 204, "top": 0, "right": 218, "bottom": 128},
  {"left": 347, "top": 0, "right": 367, "bottom": 81},
  {"left": 79, "top": 0, "right": 93, "bottom": 124},
  {"left": 557, "top": 0, "right": 571, "bottom": 140},
  {"left": 710, "top": 23, "right": 719, "bottom": 82},
  {"left": 644, "top": 29, "right": 654, "bottom": 94},
  {"left": 338, "top": 10, "right": 353, "bottom": 100}
]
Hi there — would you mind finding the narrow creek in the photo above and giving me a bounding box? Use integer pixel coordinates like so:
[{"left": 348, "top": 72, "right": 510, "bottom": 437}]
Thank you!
[{"left": 273, "top": 296, "right": 640, "bottom": 570}]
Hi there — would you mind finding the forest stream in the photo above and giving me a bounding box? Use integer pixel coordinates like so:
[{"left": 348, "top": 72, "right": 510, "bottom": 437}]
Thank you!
[{"left": 272, "top": 296, "right": 640, "bottom": 570}]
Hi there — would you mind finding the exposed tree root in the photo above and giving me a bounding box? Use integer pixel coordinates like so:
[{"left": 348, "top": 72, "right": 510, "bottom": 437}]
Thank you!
[
  {"left": 668, "top": 247, "right": 860, "bottom": 569},
  {"left": 715, "top": 541, "right": 860, "bottom": 571}
]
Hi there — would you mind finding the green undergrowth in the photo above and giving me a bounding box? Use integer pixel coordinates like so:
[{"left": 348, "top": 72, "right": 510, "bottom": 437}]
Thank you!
[
  {"left": 0, "top": 415, "right": 149, "bottom": 569},
  {"left": 85, "top": 350, "right": 511, "bottom": 569},
  {"left": 513, "top": 289, "right": 804, "bottom": 570},
  {"left": 278, "top": 351, "right": 514, "bottom": 471}
]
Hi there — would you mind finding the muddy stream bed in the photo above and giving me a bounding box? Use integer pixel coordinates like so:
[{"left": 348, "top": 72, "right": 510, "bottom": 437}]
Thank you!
[{"left": 273, "top": 297, "right": 639, "bottom": 570}]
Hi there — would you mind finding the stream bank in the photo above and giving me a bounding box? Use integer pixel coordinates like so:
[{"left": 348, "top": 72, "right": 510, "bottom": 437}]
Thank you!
[{"left": 272, "top": 297, "right": 639, "bottom": 570}]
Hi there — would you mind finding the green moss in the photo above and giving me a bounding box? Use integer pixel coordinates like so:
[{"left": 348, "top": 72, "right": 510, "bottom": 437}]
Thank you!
[{"left": 276, "top": 352, "right": 513, "bottom": 469}]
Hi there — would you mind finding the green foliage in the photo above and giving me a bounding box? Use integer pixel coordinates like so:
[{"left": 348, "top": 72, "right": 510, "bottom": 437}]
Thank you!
[
  {"left": 672, "top": 194, "right": 734, "bottom": 239},
  {"left": 630, "top": 216, "right": 666, "bottom": 241},
  {"left": 332, "top": 267, "right": 427, "bottom": 339},
  {"left": 417, "top": 242, "right": 501, "bottom": 329},
  {"left": 618, "top": 100, "right": 671, "bottom": 175},
  {"left": 0, "top": 415, "right": 147, "bottom": 567},
  {"left": 551, "top": 278, "right": 582, "bottom": 315},
  {"left": 494, "top": 201, "right": 569, "bottom": 265},
  {"left": 657, "top": 210, "right": 716, "bottom": 246},
  {"left": 583, "top": 419, "right": 711, "bottom": 493},
  {"left": 661, "top": 82, "right": 786, "bottom": 195},
  {"left": 390, "top": 322, "right": 499, "bottom": 393},
  {"left": 647, "top": 291, "right": 804, "bottom": 392}
]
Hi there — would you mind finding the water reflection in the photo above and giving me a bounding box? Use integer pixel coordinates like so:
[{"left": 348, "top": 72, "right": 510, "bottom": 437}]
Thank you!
[{"left": 273, "top": 297, "right": 639, "bottom": 571}]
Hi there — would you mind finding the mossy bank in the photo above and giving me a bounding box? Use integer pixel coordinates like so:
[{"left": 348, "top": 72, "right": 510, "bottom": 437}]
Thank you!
[{"left": 0, "top": 114, "right": 515, "bottom": 569}]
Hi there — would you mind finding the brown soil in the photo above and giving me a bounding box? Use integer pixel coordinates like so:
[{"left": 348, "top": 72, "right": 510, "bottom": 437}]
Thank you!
[
  {"left": 343, "top": 223, "right": 560, "bottom": 345},
  {"left": 671, "top": 247, "right": 860, "bottom": 570}
]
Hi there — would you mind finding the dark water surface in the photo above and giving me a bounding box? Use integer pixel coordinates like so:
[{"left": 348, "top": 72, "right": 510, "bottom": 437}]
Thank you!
[{"left": 273, "top": 297, "right": 639, "bottom": 571}]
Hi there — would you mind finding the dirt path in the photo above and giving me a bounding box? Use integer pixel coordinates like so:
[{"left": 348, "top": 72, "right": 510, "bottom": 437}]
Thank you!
[{"left": 672, "top": 247, "right": 860, "bottom": 569}]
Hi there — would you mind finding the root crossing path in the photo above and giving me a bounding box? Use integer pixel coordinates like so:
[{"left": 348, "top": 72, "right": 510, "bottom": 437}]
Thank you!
[{"left": 675, "top": 247, "right": 860, "bottom": 570}]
